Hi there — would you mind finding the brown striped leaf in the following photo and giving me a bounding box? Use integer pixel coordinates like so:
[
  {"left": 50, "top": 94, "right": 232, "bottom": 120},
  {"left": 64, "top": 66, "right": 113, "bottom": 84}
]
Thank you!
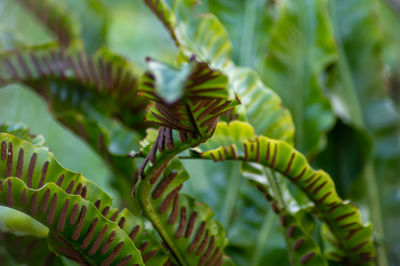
[
  {"left": 0, "top": 177, "right": 144, "bottom": 265},
  {"left": 0, "top": 132, "right": 176, "bottom": 265},
  {"left": 194, "top": 121, "right": 374, "bottom": 265}
]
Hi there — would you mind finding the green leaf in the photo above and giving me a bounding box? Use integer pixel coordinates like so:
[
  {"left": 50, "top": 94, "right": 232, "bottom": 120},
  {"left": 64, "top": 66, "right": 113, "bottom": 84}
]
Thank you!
[
  {"left": 136, "top": 154, "right": 231, "bottom": 265},
  {"left": 139, "top": 58, "right": 238, "bottom": 138},
  {"left": 261, "top": 0, "right": 336, "bottom": 155},
  {"left": 0, "top": 132, "right": 176, "bottom": 265},
  {"left": 195, "top": 121, "right": 375, "bottom": 265},
  {"left": 0, "top": 177, "right": 144, "bottom": 265},
  {"left": 0, "top": 122, "right": 45, "bottom": 147}
]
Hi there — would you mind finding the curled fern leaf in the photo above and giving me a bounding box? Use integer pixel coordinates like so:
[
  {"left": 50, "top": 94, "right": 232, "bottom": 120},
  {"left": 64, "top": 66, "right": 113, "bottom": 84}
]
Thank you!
[
  {"left": 135, "top": 127, "right": 232, "bottom": 265},
  {"left": 194, "top": 121, "right": 375, "bottom": 265},
  {"left": 138, "top": 58, "right": 239, "bottom": 138}
]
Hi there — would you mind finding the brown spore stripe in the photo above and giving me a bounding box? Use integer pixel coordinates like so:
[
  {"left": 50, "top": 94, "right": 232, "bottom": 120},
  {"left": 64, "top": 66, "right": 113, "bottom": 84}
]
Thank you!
[
  {"left": 148, "top": 134, "right": 159, "bottom": 164},
  {"left": 1, "top": 141, "right": 6, "bottom": 161},
  {"left": 284, "top": 153, "right": 295, "bottom": 175},
  {"left": 4, "top": 57, "right": 18, "bottom": 79},
  {"left": 243, "top": 143, "right": 249, "bottom": 161},
  {"left": 280, "top": 215, "right": 287, "bottom": 227},
  {"left": 159, "top": 184, "right": 183, "bottom": 213},
  {"left": 16, "top": 148, "right": 24, "bottom": 179},
  {"left": 129, "top": 225, "right": 140, "bottom": 242},
  {"left": 142, "top": 249, "right": 158, "bottom": 262},
  {"left": 27, "top": 153, "right": 37, "bottom": 188},
  {"left": 157, "top": 127, "right": 166, "bottom": 152},
  {"left": 54, "top": 174, "right": 65, "bottom": 187},
  {"left": 327, "top": 203, "right": 341, "bottom": 213},
  {"left": 16, "top": 52, "right": 31, "bottom": 77},
  {"left": 271, "top": 143, "right": 278, "bottom": 169},
  {"left": 117, "top": 255, "right": 133, "bottom": 266},
  {"left": 81, "top": 218, "right": 98, "bottom": 249},
  {"left": 70, "top": 203, "right": 79, "bottom": 225},
  {"left": 340, "top": 222, "right": 357, "bottom": 229},
  {"left": 39, "top": 161, "right": 49, "bottom": 188},
  {"left": 206, "top": 248, "right": 220, "bottom": 266},
  {"left": 230, "top": 145, "right": 238, "bottom": 160},
  {"left": 66, "top": 180, "right": 75, "bottom": 194},
  {"left": 21, "top": 188, "right": 27, "bottom": 204},
  {"left": 175, "top": 207, "right": 187, "bottom": 238},
  {"left": 72, "top": 206, "right": 87, "bottom": 240},
  {"left": 189, "top": 221, "right": 206, "bottom": 253},
  {"left": 305, "top": 176, "right": 321, "bottom": 192},
  {"left": 102, "top": 206, "right": 110, "bottom": 216},
  {"left": 139, "top": 242, "right": 149, "bottom": 253},
  {"left": 346, "top": 227, "right": 362, "bottom": 240},
  {"left": 165, "top": 128, "right": 174, "bottom": 150},
  {"left": 95, "top": 199, "right": 101, "bottom": 208},
  {"left": 57, "top": 199, "right": 69, "bottom": 233},
  {"left": 81, "top": 186, "right": 87, "bottom": 198},
  {"left": 74, "top": 183, "right": 83, "bottom": 195},
  {"left": 317, "top": 191, "right": 331, "bottom": 204},
  {"left": 352, "top": 241, "right": 368, "bottom": 251},
  {"left": 292, "top": 238, "right": 305, "bottom": 250},
  {"left": 138, "top": 157, "right": 149, "bottom": 178},
  {"left": 335, "top": 212, "right": 356, "bottom": 222},
  {"left": 101, "top": 241, "right": 124, "bottom": 266},
  {"left": 110, "top": 210, "right": 119, "bottom": 222},
  {"left": 287, "top": 225, "right": 296, "bottom": 237},
  {"left": 6, "top": 179, "right": 14, "bottom": 206},
  {"left": 6, "top": 142, "right": 13, "bottom": 177},
  {"left": 313, "top": 181, "right": 327, "bottom": 194},
  {"left": 199, "top": 236, "right": 215, "bottom": 265},
  {"left": 168, "top": 194, "right": 179, "bottom": 224},
  {"left": 29, "top": 52, "right": 45, "bottom": 76},
  {"left": 30, "top": 191, "right": 38, "bottom": 215},
  {"left": 118, "top": 217, "right": 126, "bottom": 229},
  {"left": 292, "top": 168, "right": 306, "bottom": 183},
  {"left": 41, "top": 189, "right": 51, "bottom": 212},
  {"left": 299, "top": 252, "right": 315, "bottom": 264},
  {"left": 215, "top": 253, "right": 224, "bottom": 266},
  {"left": 46, "top": 193, "right": 58, "bottom": 225},
  {"left": 196, "top": 230, "right": 209, "bottom": 255},
  {"left": 185, "top": 211, "right": 198, "bottom": 238},
  {"left": 88, "top": 225, "right": 108, "bottom": 255},
  {"left": 152, "top": 172, "right": 178, "bottom": 199}
]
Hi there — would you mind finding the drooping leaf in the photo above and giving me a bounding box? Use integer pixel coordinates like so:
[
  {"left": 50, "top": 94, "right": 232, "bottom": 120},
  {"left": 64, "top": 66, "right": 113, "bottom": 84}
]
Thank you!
[
  {"left": 193, "top": 121, "right": 374, "bottom": 265},
  {"left": 261, "top": 0, "right": 336, "bottom": 156}
]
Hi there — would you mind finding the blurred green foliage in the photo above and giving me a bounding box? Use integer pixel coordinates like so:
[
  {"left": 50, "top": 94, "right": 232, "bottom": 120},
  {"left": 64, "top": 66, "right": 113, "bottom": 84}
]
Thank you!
[{"left": 0, "top": 0, "right": 399, "bottom": 265}]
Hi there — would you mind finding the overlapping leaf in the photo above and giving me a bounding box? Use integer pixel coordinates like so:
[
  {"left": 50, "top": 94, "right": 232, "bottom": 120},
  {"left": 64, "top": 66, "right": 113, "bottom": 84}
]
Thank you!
[
  {"left": 0, "top": 133, "right": 175, "bottom": 265},
  {"left": 193, "top": 121, "right": 374, "bottom": 265}
]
